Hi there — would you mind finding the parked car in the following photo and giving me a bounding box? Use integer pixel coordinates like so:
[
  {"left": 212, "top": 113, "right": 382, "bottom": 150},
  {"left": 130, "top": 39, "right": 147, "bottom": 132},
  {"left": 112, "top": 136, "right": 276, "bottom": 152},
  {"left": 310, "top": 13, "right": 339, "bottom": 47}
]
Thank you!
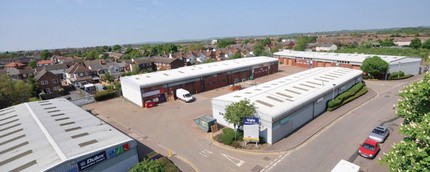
[
  {"left": 368, "top": 126, "right": 389, "bottom": 143},
  {"left": 358, "top": 138, "right": 380, "bottom": 159}
]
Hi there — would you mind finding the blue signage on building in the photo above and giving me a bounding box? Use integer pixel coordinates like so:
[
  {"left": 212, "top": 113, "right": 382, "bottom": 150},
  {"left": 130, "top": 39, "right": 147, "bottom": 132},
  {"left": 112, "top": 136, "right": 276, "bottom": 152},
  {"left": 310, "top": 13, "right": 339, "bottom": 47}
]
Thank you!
[
  {"left": 243, "top": 117, "right": 259, "bottom": 125},
  {"left": 78, "top": 151, "right": 107, "bottom": 171}
]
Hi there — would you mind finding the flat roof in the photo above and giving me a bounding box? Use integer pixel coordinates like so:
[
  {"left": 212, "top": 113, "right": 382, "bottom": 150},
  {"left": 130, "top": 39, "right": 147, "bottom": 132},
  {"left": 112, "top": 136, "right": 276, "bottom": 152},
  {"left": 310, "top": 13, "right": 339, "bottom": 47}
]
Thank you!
[
  {"left": 121, "top": 56, "right": 278, "bottom": 88},
  {"left": 274, "top": 50, "right": 421, "bottom": 64},
  {"left": 212, "top": 67, "right": 362, "bottom": 122},
  {"left": 0, "top": 98, "right": 133, "bottom": 171}
]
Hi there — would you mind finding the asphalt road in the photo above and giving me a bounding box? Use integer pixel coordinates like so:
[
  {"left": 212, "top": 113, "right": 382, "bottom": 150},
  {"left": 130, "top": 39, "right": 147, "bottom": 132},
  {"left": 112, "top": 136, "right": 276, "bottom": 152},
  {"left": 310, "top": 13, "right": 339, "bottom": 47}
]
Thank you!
[{"left": 267, "top": 76, "right": 420, "bottom": 172}]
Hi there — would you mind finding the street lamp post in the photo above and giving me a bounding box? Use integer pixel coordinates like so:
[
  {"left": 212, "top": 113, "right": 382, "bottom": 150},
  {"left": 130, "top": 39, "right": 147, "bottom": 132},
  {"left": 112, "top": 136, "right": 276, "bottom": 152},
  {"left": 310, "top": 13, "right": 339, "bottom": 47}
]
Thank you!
[{"left": 332, "top": 84, "right": 336, "bottom": 100}]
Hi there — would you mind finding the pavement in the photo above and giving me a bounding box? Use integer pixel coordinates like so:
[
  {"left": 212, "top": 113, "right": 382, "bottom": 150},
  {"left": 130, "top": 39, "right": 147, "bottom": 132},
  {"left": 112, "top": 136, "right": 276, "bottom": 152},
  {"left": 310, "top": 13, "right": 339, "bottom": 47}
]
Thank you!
[{"left": 81, "top": 65, "right": 416, "bottom": 172}]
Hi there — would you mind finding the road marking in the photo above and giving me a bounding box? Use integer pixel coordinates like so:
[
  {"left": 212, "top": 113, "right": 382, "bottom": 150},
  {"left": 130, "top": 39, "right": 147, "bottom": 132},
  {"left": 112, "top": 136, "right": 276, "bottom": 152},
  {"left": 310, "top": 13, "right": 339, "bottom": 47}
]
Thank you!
[
  {"left": 199, "top": 152, "right": 208, "bottom": 157},
  {"left": 204, "top": 149, "right": 213, "bottom": 154},
  {"left": 221, "top": 153, "right": 245, "bottom": 167}
]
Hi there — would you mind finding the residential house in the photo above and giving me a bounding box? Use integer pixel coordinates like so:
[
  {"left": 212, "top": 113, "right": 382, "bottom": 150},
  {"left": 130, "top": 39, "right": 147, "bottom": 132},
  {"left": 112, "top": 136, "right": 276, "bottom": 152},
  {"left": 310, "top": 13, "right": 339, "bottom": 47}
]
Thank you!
[
  {"left": 65, "top": 63, "right": 93, "bottom": 88},
  {"left": 36, "top": 63, "right": 69, "bottom": 79},
  {"left": 52, "top": 55, "right": 82, "bottom": 67},
  {"left": 315, "top": 43, "right": 338, "bottom": 52},
  {"left": 5, "top": 66, "right": 34, "bottom": 80},
  {"left": 107, "top": 52, "right": 124, "bottom": 61},
  {"left": 34, "top": 69, "right": 62, "bottom": 97},
  {"left": 105, "top": 62, "right": 122, "bottom": 79},
  {"left": 36, "top": 60, "right": 54, "bottom": 67},
  {"left": 184, "top": 53, "right": 196, "bottom": 65},
  {"left": 151, "top": 56, "right": 184, "bottom": 70},
  {"left": 132, "top": 57, "right": 156, "bottom": 72},
  {"left": 4, "top": 61, "right": 26, "bottom": 69},
  {"left": 194, "top": 52, "right": 207, "bottom": 63},
  {"left": 84, "top": 60, "right": 109, "bottom": 76}
]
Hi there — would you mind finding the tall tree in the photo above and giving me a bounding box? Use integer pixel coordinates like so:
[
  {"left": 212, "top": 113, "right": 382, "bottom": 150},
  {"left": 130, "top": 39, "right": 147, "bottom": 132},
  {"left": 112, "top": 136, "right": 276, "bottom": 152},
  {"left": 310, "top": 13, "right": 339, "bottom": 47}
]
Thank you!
[
  {"left": 381, "top": 72, "right": 430, "bottom": 171},
  {"left": 224, "top": 99, "right": 256, "bottom": 130},
  {"left": 293, "top": 36, "right": 317, "bottom": 51},
  {"left": 261, "top": 37, "right": 272, "bottom": 46},
  {"left": 0, "top": 75, "right": 32, "bottom": 109},
  {"left": 217, "top": 39, "right": 236, "bottom": 48},
  {"left": 360, "top": 56, "right": 389, "bottom": 77},
  {"left": 39, "top": 50, "right": 52, "bottom": 60},
  {"left": 422, "top": 39, "right": 430, "bottom": 49},
  {"left": 253, "top": 43, "right": 264, "bottom": 56},
  {"left": 112, "top": 45, "right": 121, "bottom": 52},
  {"left": 409, "top": 38, "right": 422, "bottom": 49},
  {"left": 28, "top": 59, "right": 37, "bottom": 68}
]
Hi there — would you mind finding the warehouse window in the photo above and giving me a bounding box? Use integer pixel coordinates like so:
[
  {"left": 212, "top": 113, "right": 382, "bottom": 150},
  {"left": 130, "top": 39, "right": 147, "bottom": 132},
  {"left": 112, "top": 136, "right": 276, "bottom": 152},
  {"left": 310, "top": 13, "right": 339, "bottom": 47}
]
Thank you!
[
  {"left": 280, "top": 116, "right": 290, "bottom": 125},
  {"left": 317, "top": 97, "right": 324, "bottom": 103}
]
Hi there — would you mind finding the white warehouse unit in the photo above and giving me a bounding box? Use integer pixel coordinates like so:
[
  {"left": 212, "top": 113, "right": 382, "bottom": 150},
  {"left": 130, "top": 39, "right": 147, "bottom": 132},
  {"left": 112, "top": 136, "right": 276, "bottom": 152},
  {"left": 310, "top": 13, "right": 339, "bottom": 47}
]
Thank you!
[
  {"left": 0, "top": 98, "right": 138, "bottom": 172},
  {"left": 274, "top": 50, "right": 422, "bottom": 75},
  {"left": 121, "top": 57, "right": 278, "bottom": 107},
  {"left": 212, "top": 67, "right": 363, "bottom": 144}
]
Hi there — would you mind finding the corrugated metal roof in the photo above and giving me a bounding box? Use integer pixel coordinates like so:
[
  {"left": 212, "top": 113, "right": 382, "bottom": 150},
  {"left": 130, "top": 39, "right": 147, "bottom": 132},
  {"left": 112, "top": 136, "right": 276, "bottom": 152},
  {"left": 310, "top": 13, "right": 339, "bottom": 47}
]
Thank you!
[
  {"left": 274, "top": 50, "right": 422, "bottom": 64},
  {"left": 212, "top": 67, "right": 363, "bottom": 122},
  {"left": 121, "top": 56, "right": 278, "bottom": 88},
  {"left": 0, "top": 98, "right": 133, "bottom": 171}
]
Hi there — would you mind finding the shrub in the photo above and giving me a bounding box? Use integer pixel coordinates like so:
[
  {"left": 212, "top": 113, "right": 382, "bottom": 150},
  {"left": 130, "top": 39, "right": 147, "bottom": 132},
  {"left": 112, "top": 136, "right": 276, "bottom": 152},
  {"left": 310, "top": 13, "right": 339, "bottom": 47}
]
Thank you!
[
  {"left": 327, "top": 82, "right": 366, "bottom": 111},
  {"left": 390, "top": 74, "right": 413, "bottom": 80},
  {"left": 156, "top": 157, "right": 180, "bottom": 172},
  {"left": 94, "top": 90, "right": 118, "bottom": 101},
  {"left": 220, "top": 131, "right": 234, "bottom": 145},
  {"left": 388, "top": 71, "right": 409, "bottom": 80}
]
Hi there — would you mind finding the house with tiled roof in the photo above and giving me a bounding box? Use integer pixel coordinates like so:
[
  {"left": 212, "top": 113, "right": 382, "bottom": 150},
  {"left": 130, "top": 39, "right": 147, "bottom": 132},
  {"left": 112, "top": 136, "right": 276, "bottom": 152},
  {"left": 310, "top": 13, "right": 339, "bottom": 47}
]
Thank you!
[
  {"left": 36, "top": 63, "right": 69, "bottom": 79},
  {"left": 34, "top": 69, "right": 63, "bottom": 98},
  {"left": 36, "top": 60, "right": 54, "bottom": 67},
  {"left": 5, "top": 66, "right": 34, "bottom": 80},
  {"left": 4, "top": 61, "right": 26, "bottom": 69},
  {"left": 65, "top": 63, "right": 93, "bottom": 88}
]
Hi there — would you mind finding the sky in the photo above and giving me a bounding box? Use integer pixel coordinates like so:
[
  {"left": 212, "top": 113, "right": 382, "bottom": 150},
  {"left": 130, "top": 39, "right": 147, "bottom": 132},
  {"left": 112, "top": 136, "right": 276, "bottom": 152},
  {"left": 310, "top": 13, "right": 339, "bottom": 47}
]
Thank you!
[{"left": 0, "top": 0, "right": 429, "bottom": 51}]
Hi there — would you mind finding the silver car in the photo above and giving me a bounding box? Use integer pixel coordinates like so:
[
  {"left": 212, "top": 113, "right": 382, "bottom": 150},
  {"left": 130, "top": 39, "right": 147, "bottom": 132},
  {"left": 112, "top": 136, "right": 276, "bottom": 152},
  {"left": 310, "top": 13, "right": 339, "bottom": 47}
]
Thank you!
[{"left": 368, "top": 126, "right": 389, "bottom": 143}]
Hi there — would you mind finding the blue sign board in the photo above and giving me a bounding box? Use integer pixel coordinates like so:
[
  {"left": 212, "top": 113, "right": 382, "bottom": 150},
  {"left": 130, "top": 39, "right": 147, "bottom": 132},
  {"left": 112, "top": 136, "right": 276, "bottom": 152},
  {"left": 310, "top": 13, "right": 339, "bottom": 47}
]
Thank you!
[
  {"left": 243, "top": 117, "right": 259, "bottom": 125},
  {"left": 78, "top": 151, "right": 107, "bottom": 171}
]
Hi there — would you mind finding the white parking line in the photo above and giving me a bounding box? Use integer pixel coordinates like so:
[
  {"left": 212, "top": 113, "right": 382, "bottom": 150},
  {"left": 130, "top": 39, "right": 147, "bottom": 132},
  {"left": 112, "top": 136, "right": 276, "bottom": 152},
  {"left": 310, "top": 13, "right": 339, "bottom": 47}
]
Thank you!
[{"left": 221, "top": 153, "right": 245, "bottom": 167}]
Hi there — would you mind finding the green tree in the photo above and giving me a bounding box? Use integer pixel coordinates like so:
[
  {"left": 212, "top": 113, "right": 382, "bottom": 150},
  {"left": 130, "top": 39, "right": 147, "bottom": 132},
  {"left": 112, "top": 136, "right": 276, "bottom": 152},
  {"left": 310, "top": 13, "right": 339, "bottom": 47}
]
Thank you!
[
  {"left": 188, "top": 43, "right": 205, "bottom": 51},
  {"left": 360, "top": 56, "right": 389, "bottom": 77},
  {"left": 26, "top": 76, "right": 41, "bottom": 98},
  {"left": 241, "top": 39, "right": 250, "bottom": 44},
  {"left": 0, "top": 75, "right": 32, "bottom": 109},
  {"left": 261, "top": 37, "right": 272, "bottom": 46},
  {"left": 277, "top": 37, "right": 283, "bottom": 42},
  {"left": 409, "top": 38, "right": 422, "bottom": 49},
  {"left": 293, "top": 36, "right": 317, "bottom": 51},
  {"left": 129, "top": 159, "right": 164, "bottom": 172},
  {"left": 422, "top": 39, "right": 430, "bottom": 49},
  {"left": 101, "top": 72, "right": 115, "bottom": 83},
  {"left": 381, "top": 72, "right": 430, "bottom": 171},
  {"left": 217, "top": 39, "right": 236, "bottom": 48},
  {"left": 224, "top": 99, "right": 256, "bottom": 130},
  {"left": 230, "top": 52, "right": 242, "bottom": 59},
  {"left": 112, "top": 45, "right": 121, "bottom": 52},
  {"left": 84, "top": 49, "right": 100, "bottom": 60},
  {"left": 378, "top": 38, "right": 394, "bottom": 47},
  {"left": 28, "top": 59, "right": 37, "bottom": 68},
  {"left": 40, "top": 50, "right": 52, "bottom": 60},
  {"left": 253, "top": 43, "right": 264, "bottom": 56}
]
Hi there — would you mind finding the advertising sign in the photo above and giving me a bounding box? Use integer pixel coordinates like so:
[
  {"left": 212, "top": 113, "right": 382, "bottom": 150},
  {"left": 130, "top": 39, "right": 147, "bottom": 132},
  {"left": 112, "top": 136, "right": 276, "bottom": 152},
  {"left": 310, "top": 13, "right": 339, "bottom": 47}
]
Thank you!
[
  {"left": 243, "top": 117, "right": 260, "bottom": 142},
  {"left": 78, "top": 151, "right": 106, "bottom": 171}
]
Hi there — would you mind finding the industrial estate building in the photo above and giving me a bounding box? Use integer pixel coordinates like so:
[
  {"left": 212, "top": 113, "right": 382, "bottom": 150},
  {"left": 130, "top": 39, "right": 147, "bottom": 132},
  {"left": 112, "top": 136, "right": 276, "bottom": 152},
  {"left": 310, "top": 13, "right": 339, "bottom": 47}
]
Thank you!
[
  {"left": 212, "top": 67, "right": 363, "bottom": 144},
  {"left": 0, "top": 98, "right": 138, "bottom": 172},
  {"left": 121, "top": 57, "right": 278, "bottom": 107},
  {"left": 274, "top": 50, "right": 422, "bottom": 75}
]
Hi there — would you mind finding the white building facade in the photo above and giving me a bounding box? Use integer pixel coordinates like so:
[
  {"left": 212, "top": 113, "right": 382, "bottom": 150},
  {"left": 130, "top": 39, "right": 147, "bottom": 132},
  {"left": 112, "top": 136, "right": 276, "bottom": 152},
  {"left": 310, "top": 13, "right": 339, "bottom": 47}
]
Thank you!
[
  {"left": 0, "top": 98, "right": 139, "bottom": 172},
  {"left": 212, "top": 67, "right": 363, "bottom": 144}
]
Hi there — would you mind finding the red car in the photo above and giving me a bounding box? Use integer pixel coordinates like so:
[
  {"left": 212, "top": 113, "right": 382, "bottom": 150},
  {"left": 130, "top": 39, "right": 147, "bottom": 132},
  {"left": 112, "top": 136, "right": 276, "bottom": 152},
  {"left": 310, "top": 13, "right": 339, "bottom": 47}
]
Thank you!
[{"left": 358, "top": 138, "right": 380, "bottom": 159}]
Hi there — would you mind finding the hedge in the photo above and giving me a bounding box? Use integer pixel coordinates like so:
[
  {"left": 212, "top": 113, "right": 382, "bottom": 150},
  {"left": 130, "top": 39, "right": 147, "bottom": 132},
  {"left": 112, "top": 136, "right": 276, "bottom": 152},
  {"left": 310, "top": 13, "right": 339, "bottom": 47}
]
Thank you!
[
  {"left": 94, "top": 90, "right": 118, "bottom": 101},
  {"left": 389, "top": 74, "right": 413, "bottom": 80},
  {"left": 327, "top": 82, "right": 367, "bottom": 111},
  {"left": 156, "top": 157, "right": 180, "bottom": 172},
  {"left": 388, "top": 71, "right": 405, "bottom": 80}
]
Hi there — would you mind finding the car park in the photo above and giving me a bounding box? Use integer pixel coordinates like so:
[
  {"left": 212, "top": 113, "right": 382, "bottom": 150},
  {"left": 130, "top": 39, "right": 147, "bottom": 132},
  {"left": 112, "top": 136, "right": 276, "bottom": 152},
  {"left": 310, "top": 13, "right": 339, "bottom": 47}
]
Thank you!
[
  {"left": 368, "top": 126, "right": 389, "bottom": 143},
  {"left": 358, "top": 138, "right": 380, "bottom": 159}
]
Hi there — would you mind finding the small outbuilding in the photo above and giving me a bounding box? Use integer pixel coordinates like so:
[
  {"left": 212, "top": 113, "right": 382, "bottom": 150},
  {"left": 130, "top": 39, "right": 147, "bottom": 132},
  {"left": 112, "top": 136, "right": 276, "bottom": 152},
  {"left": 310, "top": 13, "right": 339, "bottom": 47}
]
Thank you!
[{"left": 212, "top": 67, "right": 363, "bottom": 144}]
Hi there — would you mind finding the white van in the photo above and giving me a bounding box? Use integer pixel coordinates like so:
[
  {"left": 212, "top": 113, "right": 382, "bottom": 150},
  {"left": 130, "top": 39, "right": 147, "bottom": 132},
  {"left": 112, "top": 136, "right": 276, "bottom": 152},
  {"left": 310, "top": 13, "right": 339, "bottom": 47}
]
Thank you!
[{"left": 176, "top": 88, "right": 194, "bottom": 103}]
